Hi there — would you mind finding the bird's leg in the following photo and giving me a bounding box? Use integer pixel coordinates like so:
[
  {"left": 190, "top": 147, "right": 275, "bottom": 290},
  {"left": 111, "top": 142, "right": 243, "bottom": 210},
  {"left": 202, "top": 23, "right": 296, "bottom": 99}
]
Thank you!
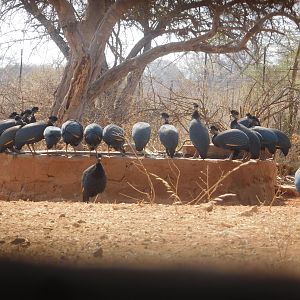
[
  {"left": 27, "top": 144, "right": 34, "bottom": 155},
  {"left": 94, "top": 194, "right": 100, "bottom": 203},
  {"left": 107, "top": 145, "right": 110, "bottom": 158},
  {"left": 166, "top": 149, "right": 170, "bottom": 157},
  {"left": 65, "top": 144, "right": 68, "bottom": 157},
  {"left": 272, "top": 150, "right": 277, "bottom": 161},
  {"left": 32, "top": 144, "right": 37, "bottom": 154},
  {"left": 228, "top": 151, "right": 234, "bottom": 160},
  {"left": 260, "top": 149, "right": 266, "bottom": 161},
  {"left": 242, "top": 152, "right": 249, "bottom": 161},
  {"left": 192, "top": 149, "right": 199, "bottom": 159}
]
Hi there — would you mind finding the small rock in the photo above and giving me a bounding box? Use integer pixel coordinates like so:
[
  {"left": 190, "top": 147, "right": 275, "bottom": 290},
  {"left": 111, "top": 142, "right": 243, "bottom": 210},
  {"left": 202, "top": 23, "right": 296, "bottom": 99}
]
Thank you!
[
  {"left": 73, "top": 223, "right": 80, "bottom": 228},
  {"left": 59, "top": 213, "right": 66, "bottom": 218},
  {"left": 93, "top": 247, "right": 103, "bottom": 258},
  {"left": 10, "top": 237, "right": 30, "bottom": 247},
  {"left": 201, "top": 202, "right": 214, "bottom": 212},
  {"left": 77, "top": 219, "right": 86, "bottom": 224},
  {"left": 239, "top": 205, "right": 259, "bottom": 217}
]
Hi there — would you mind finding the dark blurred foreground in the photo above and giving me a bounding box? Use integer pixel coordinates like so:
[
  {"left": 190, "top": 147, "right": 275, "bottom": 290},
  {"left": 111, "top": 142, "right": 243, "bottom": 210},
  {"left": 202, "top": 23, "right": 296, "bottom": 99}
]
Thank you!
[{"left": 1, "top": 258, "right": 300, "bottom": 299}]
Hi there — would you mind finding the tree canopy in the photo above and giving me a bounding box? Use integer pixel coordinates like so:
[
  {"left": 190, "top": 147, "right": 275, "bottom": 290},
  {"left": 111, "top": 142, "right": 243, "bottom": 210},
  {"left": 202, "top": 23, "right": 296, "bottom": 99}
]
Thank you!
[{"left": 0, "top": 0, "right": 299, "bottom": 123}]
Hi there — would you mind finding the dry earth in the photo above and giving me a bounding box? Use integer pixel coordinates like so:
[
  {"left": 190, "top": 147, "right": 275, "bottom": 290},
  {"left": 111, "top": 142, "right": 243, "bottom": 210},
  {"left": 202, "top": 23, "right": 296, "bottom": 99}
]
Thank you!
[{"left": 1, "top": 197, "right": 300, "bottom": 277}]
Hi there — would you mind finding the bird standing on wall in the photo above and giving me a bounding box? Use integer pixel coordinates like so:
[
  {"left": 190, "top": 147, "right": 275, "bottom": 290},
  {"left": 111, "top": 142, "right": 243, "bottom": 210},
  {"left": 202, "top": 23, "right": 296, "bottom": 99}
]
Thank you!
[
  {"left": 20, "top": 109, "right": 32, "bottom": 124},
  {"left": 0, "top": 116, "right": 26, "bottom": 153},
  {"left": 8, "top": 112, "right": 18, "bottom": 119},
  {"left": 189, "top": 103, "right": 210, "bottom": 159},
  {"left": 158, "top": 112, "right": 179, "bottom": 158},
  {"left": 230, "top": 110, "right": 261, "bottom": 160},
  {"left": 269, "top": 128, "right": 291, "bottom": 158},
  {"left": 0, "top": 115, "right": 24, "bottom": 135},
  {"left": 132, "top": 121, "right": 151, "bottom": 153},
  {"left": 210, "top": 126, "right": 249, "bottom": 160},
  {"left": 14, "top": 116, "right": 58, "bottom": 154},
  {"left": 84, "top": 123, "right": 103, "bottom": 156},
  {"left": 81, "top": 154, "right": 107, "bottom": 203},
  {"left": 251, "top": 126, "right": 278, "bottom": 159},
  {"left": 103, "top": 124, "right": 125, "bottom": 155},
  {"left": 29, "top": 107, "right": 39, "bottom": 123},
  {"left": 238, "top": 113, "right": 253, "bottom": 128},
  {"left": 61, "top": 120, "right": 84, "bottom": 155},
  {"left": 43, "top": 126, "right": 62, "bottom": 152}
]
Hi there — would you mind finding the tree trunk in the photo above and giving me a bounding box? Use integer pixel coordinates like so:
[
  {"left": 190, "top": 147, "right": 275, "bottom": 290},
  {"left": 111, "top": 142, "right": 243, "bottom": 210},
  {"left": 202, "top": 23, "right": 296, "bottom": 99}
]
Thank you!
[
  {"left": 288, "top": 40, "right": 300, "bottom": 135},
  {"left": 56, "top": 55, "right": 92, "bottom": 123}
]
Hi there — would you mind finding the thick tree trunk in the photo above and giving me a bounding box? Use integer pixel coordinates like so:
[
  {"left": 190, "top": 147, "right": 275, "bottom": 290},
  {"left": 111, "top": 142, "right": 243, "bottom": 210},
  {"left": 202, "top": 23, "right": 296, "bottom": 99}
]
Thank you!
[
  {"left": 56, "top": 55, "right": 92, "bottom": 123},
  {"left": 288, "top": 40, "right": 300, "bottom": 135}
]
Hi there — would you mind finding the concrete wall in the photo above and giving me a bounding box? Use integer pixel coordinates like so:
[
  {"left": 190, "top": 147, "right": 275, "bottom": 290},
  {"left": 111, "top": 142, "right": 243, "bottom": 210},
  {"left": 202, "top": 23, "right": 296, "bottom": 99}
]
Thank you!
[{"left": 0, "top": 152, "right": 277, "bottom": 205}]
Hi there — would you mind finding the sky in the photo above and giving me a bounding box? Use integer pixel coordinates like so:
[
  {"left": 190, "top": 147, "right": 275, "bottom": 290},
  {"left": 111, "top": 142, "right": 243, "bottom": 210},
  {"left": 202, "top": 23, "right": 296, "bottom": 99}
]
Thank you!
[{"left": 0, "top": 13, "right": 65, "bottom": 67}]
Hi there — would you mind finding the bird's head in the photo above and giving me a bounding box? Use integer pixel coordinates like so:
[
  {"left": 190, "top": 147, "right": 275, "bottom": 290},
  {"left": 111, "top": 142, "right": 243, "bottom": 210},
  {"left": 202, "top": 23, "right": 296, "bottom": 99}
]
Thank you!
[
  {"left": 48, "top": 115, "right": 58, "bottom": 124},
  {"left": 161, "top": 112, "right": 169, "bottom": 124},
  {"left": 230, "top": 110, "right": 239, "bottom": 120},
  {"left": 31, "top": 106, "right": 39, "bottom": 113},
  {"left": 96, "top": 153, "right": 103, "bottom": 165},
  {"left": 251, "top": 115, "right": 261, "bottom": 126},
  {"left": 245, "top": 113, "right": 252, "bottom": 118},
  {"left": 193, "top": 103, "right": 199, "bottom": 110},
  {"left": 192, "top": 110, "right": 200, "bottom": 120},
  {"left": 9, "top": 112, "right": 18, "bottom": 118},
  {"left": 210, "top": 125, "right": 219, "bottom": 135}
]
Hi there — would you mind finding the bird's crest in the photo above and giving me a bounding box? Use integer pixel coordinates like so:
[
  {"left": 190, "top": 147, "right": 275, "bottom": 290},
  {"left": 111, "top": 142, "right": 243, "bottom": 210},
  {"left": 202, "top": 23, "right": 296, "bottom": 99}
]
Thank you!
[
  {"left": 31, "top": 107, "right": 39, "bottom": 113},
  {"left": 210, "top": 125, "right": 219, "bottom": 132},
  {"left": 48, "top": 116, "right": 58, "bottom": 123},
  {"left": 230, "top": 110, "right": 239, "bottom": 116},
  {"left": 161, "top": 112, "right": 169, "bottom": 119}
]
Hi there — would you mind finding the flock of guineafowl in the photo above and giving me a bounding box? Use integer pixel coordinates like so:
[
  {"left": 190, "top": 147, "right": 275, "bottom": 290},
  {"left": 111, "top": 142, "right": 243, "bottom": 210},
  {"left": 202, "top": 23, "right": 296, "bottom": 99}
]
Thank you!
[{"left": 0, "top": 103, "right": 294, "bottom": 202}]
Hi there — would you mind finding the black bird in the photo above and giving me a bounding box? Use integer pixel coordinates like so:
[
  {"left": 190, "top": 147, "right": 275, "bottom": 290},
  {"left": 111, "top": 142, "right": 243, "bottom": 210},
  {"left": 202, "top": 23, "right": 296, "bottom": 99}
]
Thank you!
[
  {"left": 84, "top": 123, "right": 103, "bottom": 155},
  {"left": 43, "top": 126, "right": 62, "bottom": 151},
  {"left": 189, "top": 103, "right": 210, "bottom": 159},
  {"left": 250, "top": 115, "right": 261, "bottom": 126},
  {"left": 61, "top": 120, "right": 84, "bottom": 154},
  {"left": 21, "top": 109, "right": 32, "bottom": 124},
  {"left": 0, "top": 115, "right": 24, "bottom": 135},
  {"left": 8, "top": 112, "right": 18, "bottom": 119},
  {"left": 29, "top": 107, "right": 39, "bottom": 123},
  {"left": 81, "top": 154, "right": 107, "bottom": 203},
  {"left": 103, "top": 124, "right": 126, "bottom": 154},
  {"left": 238, "top": 113, "right": 253, "bottom": 128},
  {"left": 131, "top": 121, "right": 151, "bottom": 152},
  {"left": 159, "top": 113, "right": 179, "bottom": 158},
  {"left": 210, "top": 126, "right": 249, "bottom": 160},
  {"left": 0, "top": 116, "right": 26, "bottom": 153},
  {"left": 251, "top": 126, "right": 278, "bottom": 158},
  {"left": 269, "top": 128, "right": 291, "bottom": 157},
  {"left": 14, "top": 116, "right": 58, "bottom": 154},
  {"left": 230, "top": 110, "right": 261, "bottom": 159}
]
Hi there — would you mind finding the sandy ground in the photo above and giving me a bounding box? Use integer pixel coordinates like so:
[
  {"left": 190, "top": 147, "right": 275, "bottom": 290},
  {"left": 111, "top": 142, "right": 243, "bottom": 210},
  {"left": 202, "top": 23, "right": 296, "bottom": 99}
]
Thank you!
[{"left": 1, "top": 198, "right": 300, "bottom": 276}]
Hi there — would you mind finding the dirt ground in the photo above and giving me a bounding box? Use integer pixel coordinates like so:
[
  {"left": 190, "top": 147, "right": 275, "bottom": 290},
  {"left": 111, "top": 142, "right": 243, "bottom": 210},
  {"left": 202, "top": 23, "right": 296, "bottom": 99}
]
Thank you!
[{"left": 1, "top": 197, "right": 300, "bottom": 276}]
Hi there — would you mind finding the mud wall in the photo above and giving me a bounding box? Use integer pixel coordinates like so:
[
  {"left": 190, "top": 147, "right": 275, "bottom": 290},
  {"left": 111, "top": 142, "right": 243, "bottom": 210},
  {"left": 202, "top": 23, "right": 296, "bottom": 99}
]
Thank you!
[{"left": 0, "top": 152, "right": 277, "bottom": 205}]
